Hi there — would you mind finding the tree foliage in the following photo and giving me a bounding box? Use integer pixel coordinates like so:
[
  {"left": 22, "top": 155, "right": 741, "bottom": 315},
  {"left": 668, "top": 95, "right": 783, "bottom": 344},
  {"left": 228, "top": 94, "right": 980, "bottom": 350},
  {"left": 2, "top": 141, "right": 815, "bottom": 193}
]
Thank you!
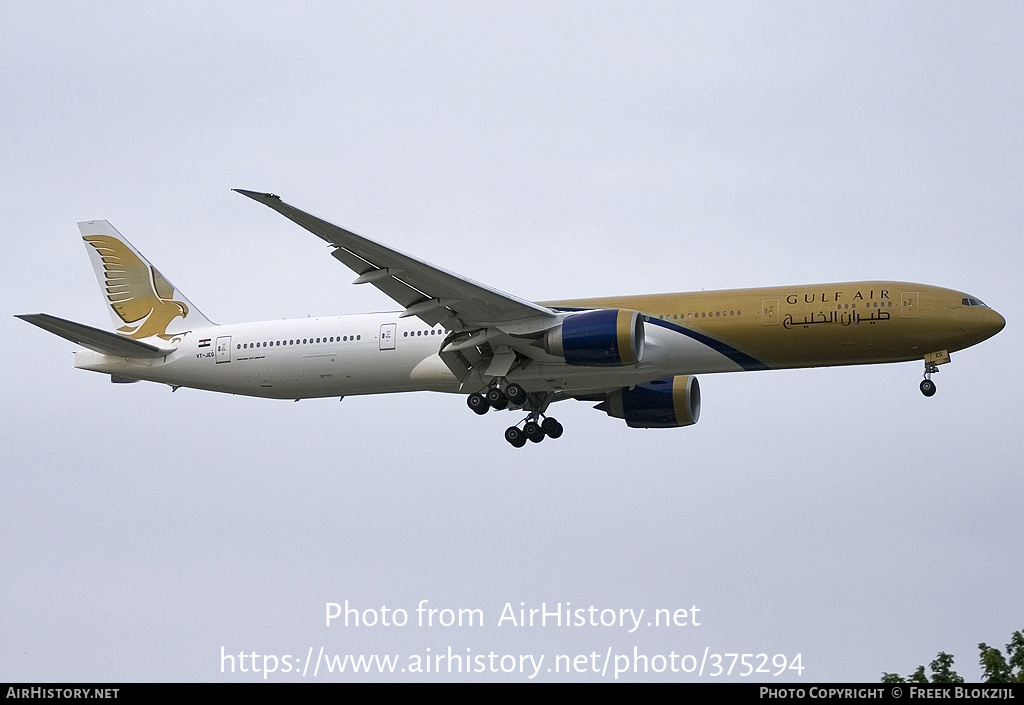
[
  {"left": 978, "top": 629, "right": 1024, "bottom": 683},
  {"left": 882, "top": 630, "right": 1024, "bottom": 683}
]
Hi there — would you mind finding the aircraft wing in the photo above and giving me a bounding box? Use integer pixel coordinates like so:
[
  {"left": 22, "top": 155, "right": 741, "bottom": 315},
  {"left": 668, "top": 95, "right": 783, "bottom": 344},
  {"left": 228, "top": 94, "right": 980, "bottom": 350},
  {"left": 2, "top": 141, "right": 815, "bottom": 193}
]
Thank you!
[{"left": 234, "top": 190, "right": 555, "bottom": 329}]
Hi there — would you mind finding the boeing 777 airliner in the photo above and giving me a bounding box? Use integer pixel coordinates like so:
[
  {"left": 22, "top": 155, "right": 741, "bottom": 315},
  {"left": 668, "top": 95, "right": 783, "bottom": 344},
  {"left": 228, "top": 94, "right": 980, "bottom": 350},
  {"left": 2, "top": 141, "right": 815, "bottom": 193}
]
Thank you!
[{"left": 18, "top": 190, "right": 1005, "bottom": 447}]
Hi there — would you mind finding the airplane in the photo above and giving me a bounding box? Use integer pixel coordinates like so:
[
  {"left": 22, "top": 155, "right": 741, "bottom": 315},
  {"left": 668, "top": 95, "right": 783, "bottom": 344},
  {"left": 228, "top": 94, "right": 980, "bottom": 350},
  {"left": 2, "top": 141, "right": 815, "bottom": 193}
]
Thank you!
[{"left": 17, "top": 190, "right": 1005, "bottom": 447}]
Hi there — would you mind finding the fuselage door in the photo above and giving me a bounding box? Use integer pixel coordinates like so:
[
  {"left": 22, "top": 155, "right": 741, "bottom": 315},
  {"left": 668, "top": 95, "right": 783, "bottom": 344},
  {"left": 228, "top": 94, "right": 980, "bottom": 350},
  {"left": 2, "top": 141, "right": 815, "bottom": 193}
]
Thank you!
[
  {"left": 762, "top": 299, "right": 780, "bottom": 326},
  {"left": 901, "top": 291, "right": 919, "bottom": 318},
  {"left": 215, "top": 336, "right": 232, "bottom": 363},
  {"left": 379, "top": 323, "right": 396, "bottom": 350}
]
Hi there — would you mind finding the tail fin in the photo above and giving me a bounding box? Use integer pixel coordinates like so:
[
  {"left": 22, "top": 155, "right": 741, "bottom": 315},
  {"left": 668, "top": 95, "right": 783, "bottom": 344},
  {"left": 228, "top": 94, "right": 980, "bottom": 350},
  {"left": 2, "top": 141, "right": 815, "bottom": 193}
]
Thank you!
[{"left": 79, "top": 220, "right": 213, "bottom": 340}]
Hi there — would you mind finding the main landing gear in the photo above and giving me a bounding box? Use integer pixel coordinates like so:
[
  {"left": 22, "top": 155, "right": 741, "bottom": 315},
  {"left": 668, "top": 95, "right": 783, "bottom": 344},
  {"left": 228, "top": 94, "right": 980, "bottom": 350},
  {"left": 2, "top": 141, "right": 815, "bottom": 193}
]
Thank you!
[
  {"left": 467, "top": 382, "right": 527, "bottom": 415},
  {"left": 466, "top": 383, "right": 563, "bottom": 447},
  {"left": 920, "top": 361, "right": 939, "bottom": 397},
  {"left": 503, "top": 416, "right": 564, "bottom": 448}
]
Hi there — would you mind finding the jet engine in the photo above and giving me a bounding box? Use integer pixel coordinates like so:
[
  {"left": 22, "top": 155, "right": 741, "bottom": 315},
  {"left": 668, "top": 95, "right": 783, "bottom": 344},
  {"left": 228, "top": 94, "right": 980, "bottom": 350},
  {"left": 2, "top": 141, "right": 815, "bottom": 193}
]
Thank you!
[
  {"left": 544, "top": 309, "right": 644, "bottom": 366},
  {"left": 596, "top": 375, "right": 701, "bottom": 428}
]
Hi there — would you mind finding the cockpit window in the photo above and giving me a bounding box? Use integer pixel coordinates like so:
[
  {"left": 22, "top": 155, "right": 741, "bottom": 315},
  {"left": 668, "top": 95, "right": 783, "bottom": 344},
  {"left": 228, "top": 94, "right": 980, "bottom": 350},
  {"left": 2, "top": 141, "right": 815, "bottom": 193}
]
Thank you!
[{"left": 961, "top": 296, "right": 989, "bottom": 307}]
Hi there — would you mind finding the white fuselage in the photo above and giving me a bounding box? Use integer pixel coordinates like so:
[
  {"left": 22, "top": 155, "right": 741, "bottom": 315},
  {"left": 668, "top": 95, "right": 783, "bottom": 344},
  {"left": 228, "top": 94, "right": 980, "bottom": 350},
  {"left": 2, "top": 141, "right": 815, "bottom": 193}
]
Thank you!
[
  {"left": 76, "top": 313, "right": 453, "bottom": 399},
  {"left": 72, "top": 310, "right": 750, "bottom": 400}
]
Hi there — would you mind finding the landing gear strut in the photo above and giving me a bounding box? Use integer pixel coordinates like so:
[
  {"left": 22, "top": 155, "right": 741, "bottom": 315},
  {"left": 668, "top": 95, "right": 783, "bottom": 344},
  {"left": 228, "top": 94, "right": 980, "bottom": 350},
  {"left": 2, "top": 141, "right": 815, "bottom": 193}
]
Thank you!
[{"left": 920, "top": 361, "right": 939, "bottom": 397}]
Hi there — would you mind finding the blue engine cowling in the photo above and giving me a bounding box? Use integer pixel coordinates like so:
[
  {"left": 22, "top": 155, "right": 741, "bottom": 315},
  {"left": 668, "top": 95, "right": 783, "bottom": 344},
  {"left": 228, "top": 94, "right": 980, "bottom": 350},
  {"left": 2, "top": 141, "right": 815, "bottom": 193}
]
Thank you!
[
  {"left": 596, "top": 376, "right": 701, "bottom": 428},
  {"left": 544, "top": 309, "right": 644, "bottom": 366}
]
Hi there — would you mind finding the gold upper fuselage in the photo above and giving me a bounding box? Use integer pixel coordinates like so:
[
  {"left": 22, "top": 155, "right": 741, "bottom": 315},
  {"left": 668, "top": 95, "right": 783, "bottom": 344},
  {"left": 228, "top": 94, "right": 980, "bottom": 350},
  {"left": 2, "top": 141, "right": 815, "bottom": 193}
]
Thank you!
[{"left": 546, "top": 281, "right": 1005, "bottom": 370}]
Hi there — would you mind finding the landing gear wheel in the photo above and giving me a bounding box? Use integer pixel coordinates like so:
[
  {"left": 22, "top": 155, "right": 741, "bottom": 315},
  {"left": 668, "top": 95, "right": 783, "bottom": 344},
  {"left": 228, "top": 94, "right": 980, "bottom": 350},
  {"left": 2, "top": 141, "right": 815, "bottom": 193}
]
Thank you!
[
  {"left": 505, "top": 383, "right": 528, "bottom": 406},
  {"left": 920, "top": 379, "right": 937, "bottom": 397},
  {"left": 486, "top": 387, "right": 508, "bottom": 410},
  {"left": 524, "top": 420, "right": 545, "bottom": 443},
  {"left": 467, "top": 393, "right": 489, "bottom": 415},
  {"left": 504, "top": 426, "right": 527, "bottom": 448},
  {"left": 542, "top": 417, "right": 563, "bottom": 439}
]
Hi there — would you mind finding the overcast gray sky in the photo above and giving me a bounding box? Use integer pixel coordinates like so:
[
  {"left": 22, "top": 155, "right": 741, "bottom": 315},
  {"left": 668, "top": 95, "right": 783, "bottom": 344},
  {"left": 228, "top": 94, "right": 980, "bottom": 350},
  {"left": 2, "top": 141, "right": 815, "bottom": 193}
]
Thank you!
[{"left": 2, "top": 1, "right": 1021, "bottom": 682}]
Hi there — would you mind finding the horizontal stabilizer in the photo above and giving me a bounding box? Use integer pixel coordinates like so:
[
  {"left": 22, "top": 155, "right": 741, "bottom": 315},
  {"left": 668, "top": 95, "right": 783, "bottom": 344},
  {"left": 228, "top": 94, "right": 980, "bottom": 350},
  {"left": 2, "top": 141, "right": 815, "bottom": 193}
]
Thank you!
[{"left": 16, "top": 313, "right": 174, "bottom": 359}]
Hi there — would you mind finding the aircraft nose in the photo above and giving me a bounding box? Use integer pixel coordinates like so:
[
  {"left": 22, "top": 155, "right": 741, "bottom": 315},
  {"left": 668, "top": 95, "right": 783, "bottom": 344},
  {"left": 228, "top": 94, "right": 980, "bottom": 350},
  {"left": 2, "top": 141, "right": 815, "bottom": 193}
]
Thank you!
[
  {"left": 971, "top": 306, "right": 1006, "bottom": 342},
  {"left": 989, "top": 308, "right": 1007, "bottom": 336}
]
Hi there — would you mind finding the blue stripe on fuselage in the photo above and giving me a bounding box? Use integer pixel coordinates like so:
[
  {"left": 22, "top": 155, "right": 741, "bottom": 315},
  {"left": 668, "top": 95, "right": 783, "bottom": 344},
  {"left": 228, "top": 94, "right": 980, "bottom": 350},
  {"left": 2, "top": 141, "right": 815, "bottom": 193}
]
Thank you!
[{"left": 646, "top": 317, "right": 770, "bottom": 371}]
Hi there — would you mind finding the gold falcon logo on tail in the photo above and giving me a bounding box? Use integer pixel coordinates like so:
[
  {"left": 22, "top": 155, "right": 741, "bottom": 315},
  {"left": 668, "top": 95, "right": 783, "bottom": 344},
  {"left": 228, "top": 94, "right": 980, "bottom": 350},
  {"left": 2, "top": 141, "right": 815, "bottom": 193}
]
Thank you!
[{"left": 79, "top": 221, "right": 213, "bottom": 340}]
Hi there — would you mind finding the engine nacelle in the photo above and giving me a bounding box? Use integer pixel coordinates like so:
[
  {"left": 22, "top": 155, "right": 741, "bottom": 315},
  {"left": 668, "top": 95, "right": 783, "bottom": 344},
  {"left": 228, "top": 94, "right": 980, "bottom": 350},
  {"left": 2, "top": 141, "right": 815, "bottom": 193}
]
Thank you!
[
  {"left": 545, "top": 309, "right": 644, "bottom": 366},
  {"left": 597, "top": 375, "right": 701, "bottom": 428}
]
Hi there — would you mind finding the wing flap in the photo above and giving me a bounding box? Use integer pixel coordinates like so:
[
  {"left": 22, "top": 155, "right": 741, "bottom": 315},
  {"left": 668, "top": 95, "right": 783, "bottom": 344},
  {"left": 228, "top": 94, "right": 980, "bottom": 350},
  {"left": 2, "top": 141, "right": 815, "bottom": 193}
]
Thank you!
[
  {"left": 330, "top": 249, "right": 430, "bottom": 310},
  {"left": 16, "top": 313, "right": 174, "bottom": 359}
]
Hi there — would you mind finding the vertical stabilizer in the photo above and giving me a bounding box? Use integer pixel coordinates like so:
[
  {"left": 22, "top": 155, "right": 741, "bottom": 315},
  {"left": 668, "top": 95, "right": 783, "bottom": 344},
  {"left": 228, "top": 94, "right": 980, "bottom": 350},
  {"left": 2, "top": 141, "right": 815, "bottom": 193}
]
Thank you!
[{"left": 79, "top": 220, "right": 214, "bottom": 340}]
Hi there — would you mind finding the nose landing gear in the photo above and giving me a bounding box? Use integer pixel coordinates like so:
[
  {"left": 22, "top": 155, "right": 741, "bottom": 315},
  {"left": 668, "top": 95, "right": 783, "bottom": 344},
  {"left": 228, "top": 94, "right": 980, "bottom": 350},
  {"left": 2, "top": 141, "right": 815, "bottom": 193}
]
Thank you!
[{"left": 920, "top": 361, "right": 939, "bottom": 397}]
